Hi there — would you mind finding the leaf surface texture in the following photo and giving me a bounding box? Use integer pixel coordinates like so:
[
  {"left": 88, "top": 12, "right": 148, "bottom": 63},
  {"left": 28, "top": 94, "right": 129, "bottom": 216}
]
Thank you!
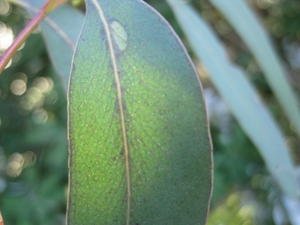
[{"left": 68, "top": 0, "right": 213, "bottom": 224}]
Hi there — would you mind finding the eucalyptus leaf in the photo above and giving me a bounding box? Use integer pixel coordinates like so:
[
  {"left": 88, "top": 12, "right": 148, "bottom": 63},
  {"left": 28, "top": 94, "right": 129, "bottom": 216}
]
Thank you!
[
  {"left": 10, "top": 0, "right": 84, "bottom": 89},
  {"left": 210, "top": 0, "right": 300, "bottom": 136},
  {"left": 167, "top": 0, "right": 299, "bottom": 198},
  {"left": 68, "top": 0, "right": 213, "bottom": 224},
  {"left": 40, "top": 5, "right": 84, "bottom": 88}
]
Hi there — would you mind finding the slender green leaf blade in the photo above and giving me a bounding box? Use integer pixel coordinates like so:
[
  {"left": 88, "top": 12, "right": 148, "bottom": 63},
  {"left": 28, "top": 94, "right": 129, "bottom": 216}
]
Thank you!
[
  {"left": 167, "top": 0, "right": 299, "bottom": 198},
  {"left": 40, "top": 5, "right": 84, "bottom": 88},
  {"left": 12, "top": 0, "right": 84, "bottom": 89},
  {"left": 68, "top": 0, "right": 213, "bottom": 224},
  {"left": 210, "top": 0, "right": 300, "bottom": 136}
]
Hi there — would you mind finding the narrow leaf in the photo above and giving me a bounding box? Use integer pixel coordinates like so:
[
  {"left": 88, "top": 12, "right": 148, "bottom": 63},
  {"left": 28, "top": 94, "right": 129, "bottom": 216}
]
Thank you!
[
  {"left": 167, "top": 0, "right": 299, "bottom": 198},
  {"left": 40, "top": 5, "right": 84, "bottom": 88},
  {"left": 11, "top": 0, "right": 84, "bottom": 89},
  {"left": 68, "top": 0, "right": 213, "bottom": 224},
  {"left": 210, "top": 0, "right": 300, "bottom": 136}
]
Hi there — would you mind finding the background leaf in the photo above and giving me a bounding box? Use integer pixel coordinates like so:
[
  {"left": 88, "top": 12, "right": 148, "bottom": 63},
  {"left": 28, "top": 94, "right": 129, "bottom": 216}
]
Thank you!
[
  {"left": 68, "top": 0, "right": 212, "bottom": 224},
  {"left": 210, "top": 0, "right": 300, "bottom": 136},
  {"left": 10, "top": 0, "right": 84, "bottom": 89},
  {"left": 167, "top": 0, "right": 299, "bottom": 198},
  {"left": 39, "top": 5, "right": 84, "bottom": 89}
]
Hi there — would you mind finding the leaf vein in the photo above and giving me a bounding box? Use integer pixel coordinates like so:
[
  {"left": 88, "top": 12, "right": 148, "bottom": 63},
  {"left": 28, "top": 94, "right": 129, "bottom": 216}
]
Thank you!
[{"left": 90, "top": 0, "right": 132, "bottom": 224}]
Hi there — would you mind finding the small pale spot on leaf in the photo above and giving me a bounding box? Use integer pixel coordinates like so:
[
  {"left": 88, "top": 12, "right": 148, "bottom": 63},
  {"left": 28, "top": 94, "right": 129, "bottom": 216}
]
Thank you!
[{"left": 110, "top": 20, "right": 128, "bottom": 51}]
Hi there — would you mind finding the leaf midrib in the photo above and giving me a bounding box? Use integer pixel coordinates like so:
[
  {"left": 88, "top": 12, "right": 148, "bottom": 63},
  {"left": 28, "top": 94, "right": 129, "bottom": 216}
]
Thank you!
[{"left": 90, "top": 0, "right": 132, "bottom": 224}]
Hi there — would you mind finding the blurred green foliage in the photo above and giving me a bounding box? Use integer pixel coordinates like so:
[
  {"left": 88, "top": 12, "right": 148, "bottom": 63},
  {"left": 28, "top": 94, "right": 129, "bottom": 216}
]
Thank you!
[{"left": 0, "top": 0, "right": 299, "bottom": 225}]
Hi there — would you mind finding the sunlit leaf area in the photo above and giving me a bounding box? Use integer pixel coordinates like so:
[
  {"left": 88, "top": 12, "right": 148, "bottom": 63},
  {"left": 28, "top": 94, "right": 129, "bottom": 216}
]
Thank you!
[{"left": 0, "top": 0, "right": 300, "bottom": 224}]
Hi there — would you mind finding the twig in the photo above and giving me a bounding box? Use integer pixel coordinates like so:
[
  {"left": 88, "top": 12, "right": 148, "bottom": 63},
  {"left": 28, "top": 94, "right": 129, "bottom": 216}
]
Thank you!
[
  {"left": 0, "top": 0, "right": 66, "bottom": 73},
  {"left": 0, "top": 211, "right": 3, "bottom": 225}
]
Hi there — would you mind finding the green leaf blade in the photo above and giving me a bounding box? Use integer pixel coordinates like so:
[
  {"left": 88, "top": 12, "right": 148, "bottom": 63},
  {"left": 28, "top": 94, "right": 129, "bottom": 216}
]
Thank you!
[
  {"left": 167, "top": 0, "right": 299, "bottom": 198},
  {"left": 12, "top": 0, "right": 84, "bottom": 89},
  {"left": 40, "top": 5, "right": 84, "bottom": 88},
  {"left": 210, "top": 0, "right": 300, "bottom": 136},
  {"left": 68, "top": 0, "right": 213, "bottom": 224}
]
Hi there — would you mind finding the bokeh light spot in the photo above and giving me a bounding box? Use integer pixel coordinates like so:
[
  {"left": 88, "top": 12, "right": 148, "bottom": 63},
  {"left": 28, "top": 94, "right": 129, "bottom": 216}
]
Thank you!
[
  {"left": 10, "top": 79, "right": 27, "bottom": 96},
  {"left": 0, "top": 0, "right": 10, "bottom": 16},
  {"left": 0, "top": 22, "right": 14, "bottom": 51},
  {"left": 6, "top": 153, "right": 24, "bottom": 177},
  {"left": 33, "top": 108, "right": 48, "bottom": 124}
]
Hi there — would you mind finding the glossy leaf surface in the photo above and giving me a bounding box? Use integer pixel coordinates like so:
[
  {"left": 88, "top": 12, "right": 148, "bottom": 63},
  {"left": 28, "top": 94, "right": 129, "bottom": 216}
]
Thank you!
[
  {"left": 167, "top": 0, "right": 299, "bottom": 198},
  {"left": 211, "top": 0, "right": 300, "bottom": 136},
  {"left": 68, "top": 0, "right": 213, "bottom": 224}
]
